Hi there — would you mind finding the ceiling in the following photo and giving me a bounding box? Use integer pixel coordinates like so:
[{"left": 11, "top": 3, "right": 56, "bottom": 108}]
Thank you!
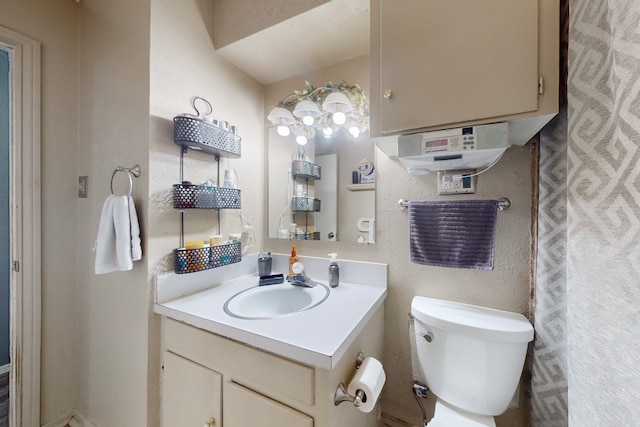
[{"left": 214, "top": 0, "right": 370, "bottom": 85}]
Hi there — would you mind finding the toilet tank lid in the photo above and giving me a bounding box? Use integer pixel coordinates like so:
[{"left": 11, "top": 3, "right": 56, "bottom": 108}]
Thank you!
[{"left": 411, "top": 297, "right": 534, "bottom": 344}]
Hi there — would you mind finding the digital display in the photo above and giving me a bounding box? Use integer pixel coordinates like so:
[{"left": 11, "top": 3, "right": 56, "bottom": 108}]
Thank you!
[{"left": 424, "top": 138, "right": 448, "bottom": 148}]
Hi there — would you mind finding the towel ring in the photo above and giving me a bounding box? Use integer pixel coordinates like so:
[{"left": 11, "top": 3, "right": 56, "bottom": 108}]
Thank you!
[{"left": 110, "top": 165, "right": 141, "bottom": 196}]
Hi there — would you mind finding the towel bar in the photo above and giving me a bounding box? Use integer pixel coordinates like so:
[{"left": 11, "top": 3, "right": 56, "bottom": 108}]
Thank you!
[{"left": 398, "top": 197, "right": 511, "bottom": 211}]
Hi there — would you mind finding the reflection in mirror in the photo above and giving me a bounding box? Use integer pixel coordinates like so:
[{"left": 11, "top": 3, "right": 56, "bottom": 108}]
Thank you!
[{"left": 267, "top": 127, "right": 375, "bottom": 243}]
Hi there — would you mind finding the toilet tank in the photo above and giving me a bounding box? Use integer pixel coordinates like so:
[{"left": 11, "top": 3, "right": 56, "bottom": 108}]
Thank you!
[{"left": 411, "top": 297, "right": 534, "bottom": 416}]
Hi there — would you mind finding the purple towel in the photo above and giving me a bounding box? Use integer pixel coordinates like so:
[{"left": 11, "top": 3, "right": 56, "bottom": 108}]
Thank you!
[{"left": 409, "top": 200, "right": 499, "bottom": 270}]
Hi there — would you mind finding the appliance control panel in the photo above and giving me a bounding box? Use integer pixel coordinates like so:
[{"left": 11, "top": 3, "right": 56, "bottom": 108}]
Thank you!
[{"left": 422, "top": 127, "right": 476, "bottom": 154}]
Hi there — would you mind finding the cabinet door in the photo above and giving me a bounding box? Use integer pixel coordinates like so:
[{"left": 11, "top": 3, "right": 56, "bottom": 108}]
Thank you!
[
  {"left": 162, "top": 351, "right": 221, "bottom": 427},
  {"left": 223, "top": 381, "right": 313, "bottom": 427},
  {"left": 378, "top": 0, "right": 539, "bottom": 134}
]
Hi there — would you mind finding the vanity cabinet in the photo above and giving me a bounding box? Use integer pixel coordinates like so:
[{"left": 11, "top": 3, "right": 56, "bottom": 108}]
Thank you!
[
  {"left": 160, "top": 306, "right": 384, "bottom": 427},
  {"left": 370, "top": 0, "right": 559, "bottom": 137}
]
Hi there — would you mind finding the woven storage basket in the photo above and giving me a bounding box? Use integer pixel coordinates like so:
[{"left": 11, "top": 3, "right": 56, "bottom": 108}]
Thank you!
[
  {"left": 291, "top": 160, "right": 321, "bottom": 180},
  {"left": 173, "top": 116, "right": 241, "bottom": 158},
  {"left": 173, "top": 184, "right": 241, "bottom": 209},
  {"left": 173, "top": 242, "right": 241, "bottom": 274},
  {"left": 292, "top": 197, "right": 321, "bottom": 212}
]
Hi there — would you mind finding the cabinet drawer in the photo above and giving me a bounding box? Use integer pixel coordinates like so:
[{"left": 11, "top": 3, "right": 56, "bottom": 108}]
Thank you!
[
  {"left": 223, "top": 381, "right": 313, "bottom": 427},
  {"left": 164, "top": 318, "right": 315, "bottom": 406}
]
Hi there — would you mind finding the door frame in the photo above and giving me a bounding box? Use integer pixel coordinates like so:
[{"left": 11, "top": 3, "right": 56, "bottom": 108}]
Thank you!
[{"left": 0, "top": 25, "right": 41, "bottom": 427}]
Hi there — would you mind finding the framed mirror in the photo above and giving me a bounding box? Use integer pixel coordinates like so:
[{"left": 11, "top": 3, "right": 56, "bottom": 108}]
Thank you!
[{"left": 267, "top": 127, "right": 375, "bottom": 244}]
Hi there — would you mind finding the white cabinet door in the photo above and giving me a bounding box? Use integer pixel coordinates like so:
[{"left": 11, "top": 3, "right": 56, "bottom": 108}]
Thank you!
[
  {"left": 378, "top": 0, "right": 539, "bottom": 134},
  {"left": 223, "top": 381, "right": 313, "bottom": 427},
  {"left": 162, "top": 351, "right": 221, "bottom": 427}
]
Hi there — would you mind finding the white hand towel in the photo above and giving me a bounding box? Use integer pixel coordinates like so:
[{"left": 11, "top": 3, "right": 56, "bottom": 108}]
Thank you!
[
  {"left": 95, "top": 195, "right": 139, "bottom": 274},
  {"left": 128, "top": 196, "right": 142, "bottom": 261},
  {"left": 113, "top": 196, "right": 133, "bottom": 271}
]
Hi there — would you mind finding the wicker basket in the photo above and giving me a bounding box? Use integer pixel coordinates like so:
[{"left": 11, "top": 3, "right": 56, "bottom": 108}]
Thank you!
[
  {"left": 173, "top": 184, "right": 241, "bottom": 209},
  {"left": 292, "top": 197, "right": 321, "bottom": 212},
  {"left": 290, "top": 232, "right": 320, "bottom": 240},
  {"left": 291, "top": 160, "right": 321, "bottom": 180},
  {"left": 173, "top": 242, "right": 241, "bottom": 274},
  {"left": 173, "top": 116, "right": 241, "bottom": 158}
]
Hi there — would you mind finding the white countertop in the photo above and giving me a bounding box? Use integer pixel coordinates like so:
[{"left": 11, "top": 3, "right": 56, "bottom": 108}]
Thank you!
[{"left": 154, "top": 254, "right": 387, "bottom": 370}]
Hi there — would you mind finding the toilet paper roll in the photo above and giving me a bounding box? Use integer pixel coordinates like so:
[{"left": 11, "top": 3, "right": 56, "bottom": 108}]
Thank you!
[{"left": 347, "top": 357, "right": 386, "bottom": 413}]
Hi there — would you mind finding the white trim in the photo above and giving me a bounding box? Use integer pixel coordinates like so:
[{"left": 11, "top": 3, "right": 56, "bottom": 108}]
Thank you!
[
  {"left": 0, "top": 25, "right": 42, "bottom": 427},
  {"left": 41, "top": 410, "right": 97, "bottom": 427}
]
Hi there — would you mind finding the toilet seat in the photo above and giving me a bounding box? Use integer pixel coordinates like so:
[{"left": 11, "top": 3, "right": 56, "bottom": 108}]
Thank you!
[{"left": 427, "top": 400, "right": 496, "bottom": 427}]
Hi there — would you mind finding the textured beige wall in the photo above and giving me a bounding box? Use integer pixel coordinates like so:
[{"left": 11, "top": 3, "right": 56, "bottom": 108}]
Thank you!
[
  {"left": 213, "top": 0, "right": 328, "bottom": 48},
  {"left": 264, "top": 59, "right": 533, "bottom": 426},
  {"left": 0, "top": 0, "right": 79, "bottom": 423},
  {"left": 75, "top": 0, "right": 151, "bottom": 425},
  {"left": 149, "top": 0, "right": 264, "bottom": 274}
]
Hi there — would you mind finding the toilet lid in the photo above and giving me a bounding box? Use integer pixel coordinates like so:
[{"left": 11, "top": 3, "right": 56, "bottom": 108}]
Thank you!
[{"left": 411, "top": 296, "right": 533, "bottom": 343}]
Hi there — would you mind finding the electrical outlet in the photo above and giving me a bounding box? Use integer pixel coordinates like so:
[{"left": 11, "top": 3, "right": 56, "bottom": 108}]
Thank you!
[
  {"left": 437, "top": 169, "right": 477, "bottom": 195},
  {"left": 441, "top": 174, "right": 451, "bottom": 190}
]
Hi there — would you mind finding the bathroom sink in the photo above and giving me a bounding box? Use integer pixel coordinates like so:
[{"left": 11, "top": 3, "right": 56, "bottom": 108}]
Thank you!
[{"left": 223, "top": 282, "right": 330, "bottom": 319}]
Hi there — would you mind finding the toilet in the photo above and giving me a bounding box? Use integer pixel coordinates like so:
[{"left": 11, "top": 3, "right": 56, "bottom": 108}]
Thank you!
[{"left": 411, "top": 296, "right": 534, "bottom": 426}]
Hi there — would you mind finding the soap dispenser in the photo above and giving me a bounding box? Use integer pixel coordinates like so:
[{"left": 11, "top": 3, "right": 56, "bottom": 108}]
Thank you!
[
  {"left": 289, "top": 245, "right": 299, "bottom": 276},
  {"left": 328, "top": 253, "right": 339, "bottom": 288}
]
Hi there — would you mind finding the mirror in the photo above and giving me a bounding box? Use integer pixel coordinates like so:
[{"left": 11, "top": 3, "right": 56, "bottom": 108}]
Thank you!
[{"left": 267, "top": 127, "right": 375, "bottom": 244}]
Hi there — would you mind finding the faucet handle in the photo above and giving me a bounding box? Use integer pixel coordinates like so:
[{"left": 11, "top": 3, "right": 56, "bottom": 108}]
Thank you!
[{"left": 292, "top": 261, "right": 305, "bottom": 275}]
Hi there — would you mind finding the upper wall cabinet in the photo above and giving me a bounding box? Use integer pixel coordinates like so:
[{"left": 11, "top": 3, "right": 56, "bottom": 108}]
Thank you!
[{"left": 370, "top": 0, "right": 559, "bottom": 141}]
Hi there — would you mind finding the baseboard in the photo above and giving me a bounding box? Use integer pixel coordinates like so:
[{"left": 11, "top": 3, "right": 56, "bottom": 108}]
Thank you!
[
  {"left": 41, "top": 409, "right": 97, "bottom": 427},
  {"left": 380, "top": 412, "right": 422, "bottom": 427}
]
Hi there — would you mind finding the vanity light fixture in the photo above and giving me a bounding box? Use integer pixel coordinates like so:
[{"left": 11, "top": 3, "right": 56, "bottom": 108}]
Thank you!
[{"left": 267, "top": 81, "right": 369, "bottom": 145}]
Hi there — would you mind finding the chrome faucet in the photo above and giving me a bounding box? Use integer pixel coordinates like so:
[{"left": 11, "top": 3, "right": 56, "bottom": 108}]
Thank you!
[{"left": 287, "top": 262, "right": 319, "bottom": 288}]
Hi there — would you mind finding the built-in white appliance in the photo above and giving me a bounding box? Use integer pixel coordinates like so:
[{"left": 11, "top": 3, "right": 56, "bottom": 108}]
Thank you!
[{"left": 396, "top": 122, "right": 509, "bottom": 175}]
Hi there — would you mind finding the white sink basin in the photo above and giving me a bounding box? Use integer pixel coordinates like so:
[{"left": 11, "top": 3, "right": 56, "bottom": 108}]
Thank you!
[{"left": 223, "top": 282, "right": 330, "bottom": 319}]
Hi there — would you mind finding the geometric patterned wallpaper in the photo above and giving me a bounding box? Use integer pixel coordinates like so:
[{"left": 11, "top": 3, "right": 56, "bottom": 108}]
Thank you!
[
  {"left": 531, "top": 0, "right": 569, "bottom": 422},
  {"left": 532, "top": 109, "right": 569, "bottom": 427},
  {"left": 567, "top": 0, "right": 640, "bottom": 424}
]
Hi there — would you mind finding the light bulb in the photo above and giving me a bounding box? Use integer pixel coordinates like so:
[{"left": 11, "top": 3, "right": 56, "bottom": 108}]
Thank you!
[
  {"left": 349, "top": 126, "right": 360, "bottom": 138},
  {"left": 323, "top": 127, "right": 333, "bottom": 137},
  {"left": 296, "top": 135, "right": 308, "bottom": 145},
  {"left": 332, "top": 111, "right": 346, "bottom": 125},
  {"left": 277, "top": 125, "right": 290, "bottom": 136},
  {"left": 302, "top": 115, "right": 315, "bottom": 126}
]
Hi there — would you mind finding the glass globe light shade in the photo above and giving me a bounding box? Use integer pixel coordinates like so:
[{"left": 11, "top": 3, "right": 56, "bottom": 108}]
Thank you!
[
  {"left": 349, "top": 126, "right": 361, "bottom": 138},
  {"left": 267, "top": 107, "right": 295, "bottom": 126},
  {"left": 323, "top": 127, "right": 333, "bottom": 137},
  {"left": 277, "top": 125, "right": 290, "bottom": 136},
  {"left": 293, "top": 99, "right": 321, "bottom": 120},
  {"left": 322, "top": 92, "right": 352, "bottom": 113},
  {"left": 296, "top": 135, "right": 308, "bottom": 145},
  {"left": 332, "top": 111, "right": 347, "bottom": 125}
]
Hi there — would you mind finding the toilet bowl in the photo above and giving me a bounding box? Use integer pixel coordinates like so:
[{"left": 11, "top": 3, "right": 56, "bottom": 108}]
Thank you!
[{"left": 411, "top": 296, "right": 534, "bottom": 426}]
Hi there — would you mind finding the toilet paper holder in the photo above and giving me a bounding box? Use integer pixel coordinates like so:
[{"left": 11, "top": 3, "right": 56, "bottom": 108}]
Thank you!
[{"left": 334, "top": 351, "right": 367, "bottom": 407}]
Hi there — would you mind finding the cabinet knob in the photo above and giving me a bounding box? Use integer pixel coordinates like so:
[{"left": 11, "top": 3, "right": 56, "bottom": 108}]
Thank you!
[
  {"left": 383, "top": 89, "right": 393, "bottom": 99},
  {"left": 204, "top": 417, "right": 215, "bottom": 427}
]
